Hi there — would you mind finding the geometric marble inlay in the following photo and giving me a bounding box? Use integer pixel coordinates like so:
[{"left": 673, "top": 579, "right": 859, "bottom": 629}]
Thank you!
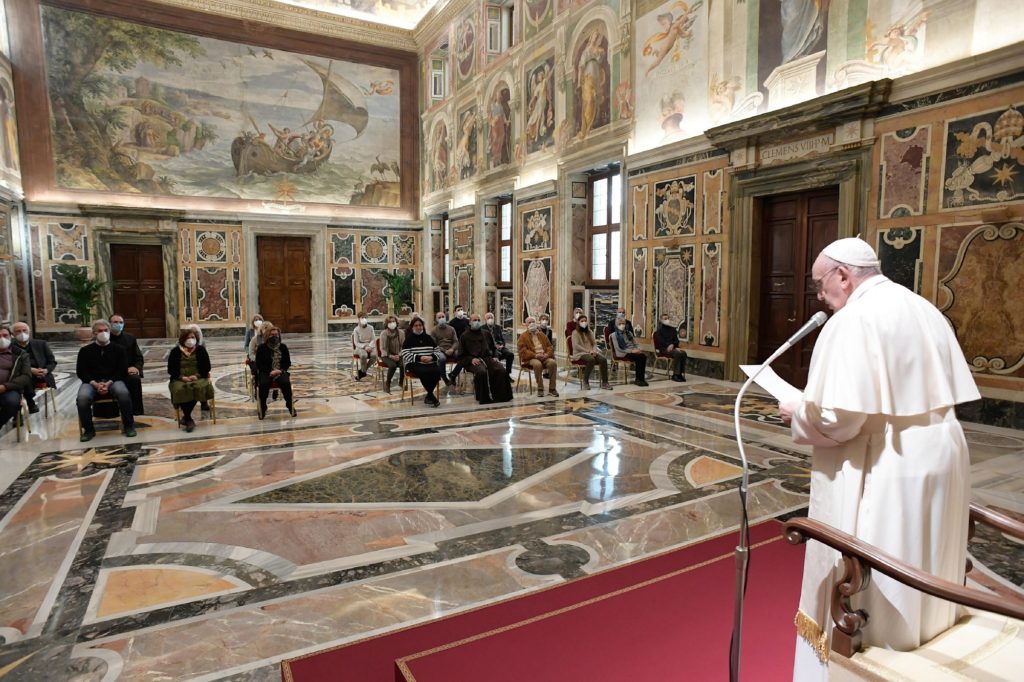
[
  {"left": 95, "top": 567, "right": 242, "bottom": 619},
  {"left": 242, "top": 447, "right": 585, "bottom": 504},
  {"left": 683, "top": 455, "right": 742, "bottom": 487}
]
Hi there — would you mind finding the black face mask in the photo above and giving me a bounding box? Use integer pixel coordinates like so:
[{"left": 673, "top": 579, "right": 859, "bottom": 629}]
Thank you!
[{"left": 268, "top": 336, "right": 281, "bottom": 347}]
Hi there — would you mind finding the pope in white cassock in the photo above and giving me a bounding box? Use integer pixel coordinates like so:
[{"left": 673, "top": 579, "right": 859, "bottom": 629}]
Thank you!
[{"left": 779, "top": 238, "right": 980, "bottom": 680}]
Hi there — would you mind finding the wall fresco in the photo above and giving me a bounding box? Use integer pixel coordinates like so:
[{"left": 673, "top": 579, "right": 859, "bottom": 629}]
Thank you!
[
  {"left": 0, "top": 57, "right": 20, "bottom": 195},
  {"left": 454, "top": 13, "right": 477, "bottom": 89},
  {"left": 942, "top": 104, "right": 1024, "bottom": 209},
  {"left": 455, "top": 105, "right": 479, "bottom": 180},
  {"left": 429, "top": 120, "right": 450, "bottom": 193},
  {"left": 880, "top": 126, "right": 929, "bottom": 218},
  {"left": 486, "top": 81, "right": 513, "bottom": 169},
  {"left": 571, "top": 21, "right": 611, "bottom": 141},
  {"left": 524, "top": 55, "right": 556, "bottom": 154},
  {"left": 699, "top": 241, "right": 721, "bottom": 347},
  {"left": 523, "top": 0, "right": 555, "bottom": 42}
]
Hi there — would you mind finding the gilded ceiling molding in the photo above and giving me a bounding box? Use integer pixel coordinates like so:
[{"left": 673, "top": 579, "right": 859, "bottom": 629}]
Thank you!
[
  {"left": 147, "top": 0, "right": 419, "bottom": 51},
  {"left": 413, "top": 0, "right": 469, "bottom": 49}
]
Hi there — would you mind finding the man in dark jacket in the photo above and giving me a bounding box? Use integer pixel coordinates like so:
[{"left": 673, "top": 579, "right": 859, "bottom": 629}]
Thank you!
[
  {"left": 457, "top": 313, "right": 512, "bottom": 404},
  {"left": 0, "top": 326, "right": 32, "bottom": 431},
  {"left": 653, "top": 314, "right": 687, "bottom": 382},
  {"left": 11, "top": 321, "right": 57, "bottom": 413},
  {"left": 484, "top": 312, "right": 514, "bottom": 374},
  {"left": 76, "top": 319, "right": 136, "bottom": 441},
  {"left": 109, "top": 313, "right": 145, "bottom": 415}
]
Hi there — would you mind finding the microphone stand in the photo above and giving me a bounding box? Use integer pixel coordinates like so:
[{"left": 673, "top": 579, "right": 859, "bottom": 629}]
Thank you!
[{"left": 729, "top": 311, "right": 825, "bottom": 682}]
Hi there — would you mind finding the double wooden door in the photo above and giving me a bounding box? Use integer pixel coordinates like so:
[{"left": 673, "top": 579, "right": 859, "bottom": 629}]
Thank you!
[
  {"left": 257, "top": 236, "right": 312, "bottom": 333},
  {"left": 756, "top": 188, "right": 839, "bottom": 387},
  {"left": 110, "top": 244, "right": 166, "bottom": 338}
]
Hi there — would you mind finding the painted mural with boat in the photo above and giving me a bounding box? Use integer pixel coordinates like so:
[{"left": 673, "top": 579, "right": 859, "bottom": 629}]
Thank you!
[{"left": 40, "top": 6, "right": 402, "bottom": 207}]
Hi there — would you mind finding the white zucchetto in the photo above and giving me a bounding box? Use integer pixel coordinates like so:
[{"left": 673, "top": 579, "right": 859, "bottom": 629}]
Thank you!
[{"left": 821, "top": 237, "right": 880, "bottom": 268}]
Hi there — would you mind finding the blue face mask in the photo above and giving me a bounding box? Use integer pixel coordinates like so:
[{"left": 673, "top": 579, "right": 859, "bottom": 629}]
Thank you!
[
  {"left": 111, "top": 323, "right": 125, "bottom": 333},
  {"left": 470, "top": 320, "right": 482, "bottom": 330}
]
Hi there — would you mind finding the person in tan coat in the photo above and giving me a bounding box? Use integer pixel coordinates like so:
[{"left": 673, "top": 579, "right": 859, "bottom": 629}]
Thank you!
[{"left": 517, "top": 316, "right": 558, "bottom": 397}]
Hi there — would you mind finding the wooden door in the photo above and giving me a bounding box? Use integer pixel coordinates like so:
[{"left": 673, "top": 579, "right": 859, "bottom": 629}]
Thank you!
[
  {"left": 257, "top": 236, "right": 312, "bottom": 333},
  {"left": 756, "top": 188, "right": 839, "bottom": 386},
  {"left": 110, "top": 244, "right": 166, "bottom": 338}
]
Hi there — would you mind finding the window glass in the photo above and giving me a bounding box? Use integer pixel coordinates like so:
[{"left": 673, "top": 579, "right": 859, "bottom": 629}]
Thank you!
[
  {"left": 591, "top": 233, "right": 607, "bottom": 280},
  {"left": 500, "top": 245, "right": 511, "bottom": 282},
  {"left": 610, "top": 173, "right": 621, "bottom": 225},
  {"left": 592, "top": 178, "right": 607, "bottom": 226},
  {"left": 610, "top": 229, "right": 621, "bottom": 281}
]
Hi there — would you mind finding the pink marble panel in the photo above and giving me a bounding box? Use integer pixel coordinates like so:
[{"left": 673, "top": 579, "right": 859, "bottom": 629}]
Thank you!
[
  {"left": 699, "top": 242, "right": 722, "bottom": 347},
  {"left": 880, "top": 126, "right": 929, "bottom": 217},
  {"left": 196, "top": 268, "right": 229, "bottom": 321},
  {"left": 702, "top": 169, "right": 722, "bottom": 234}
]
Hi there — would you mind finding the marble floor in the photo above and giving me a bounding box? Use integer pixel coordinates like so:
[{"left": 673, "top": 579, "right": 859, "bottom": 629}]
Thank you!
[{"left": 0, "top": 334, "right": 1022, "bottom": 681}]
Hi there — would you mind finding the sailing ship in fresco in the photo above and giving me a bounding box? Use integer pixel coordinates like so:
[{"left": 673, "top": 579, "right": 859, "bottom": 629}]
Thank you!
[{"left": 231, "top": 60, "right": 369, "bottom": 176}]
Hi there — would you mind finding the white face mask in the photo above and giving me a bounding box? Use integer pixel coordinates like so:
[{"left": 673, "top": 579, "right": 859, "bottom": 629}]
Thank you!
[
  {"left": 15, "top": 332, "right": 29, "bottom": 344},
  {"left": 662, "top": 318, "right": 672, "bottom": 326},
  {"left": 185, "top": 338, "right": 197, "bottom": 348},
  {"left": 616, "top": 324, "right": 626, "bottom": 331},
  {"left": 254, "top": 320, "right": 263, "bottom": 329},
  {"left": 485, "top": 318, "right": 494, "bottom": 325},
  {"left": 456, "top": 310, "right": 465, "bottom": 318},
  {"left": 574, "top": 312, "right": 581, "bottom": 320},
  {"left": 387, "top": 322, "right": 397, "bottom": 330},
  {"left": 579, "top": 321, "right": 588, "bottom": 329},
  {"left": 96, "top": 331, "right": 111, "bottom": 344},
  {"left": 528, "top": 323, "right": 538, "bottom": 332},
  {"left": 540, "top": 320, "right": 549, "bottom": 328},
  {"left": 436, "top": 318, "right": 446, "bottom": 326},
  {"left": 616, "top": 312, "right": 625, "bottom": 320},
  {"left": 360, "top": 318, "right": 368, "bottom": 326},
  {"left": 0, "top": 337, "right": 10, "bottom": 350}
]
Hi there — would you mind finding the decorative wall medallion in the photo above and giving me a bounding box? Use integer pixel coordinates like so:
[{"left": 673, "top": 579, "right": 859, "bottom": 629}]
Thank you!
[
  {"left": 455, "top": 15, "right": 477, "bottom": 82},
  {"left": 522, "top": 206, "right": 552, "bottom": 251},
  {"left": 653, "top": 176, "right": 696, "bottom": 237},
  {"left": 453, "top": 221, "right": 474, "bottom": 261},
  {"left": 360, "top": 235, "right": 388, "bottom": 264},
  {"left": 195, "top": 231, "right": 227, "bottom": 263}
]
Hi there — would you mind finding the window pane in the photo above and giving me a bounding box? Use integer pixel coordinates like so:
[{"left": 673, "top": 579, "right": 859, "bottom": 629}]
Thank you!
[
  {"left": 501, "top": 202, "right": 512, "bottom": 240},
  {"left": 501, "top": 245, "right": 511, "bottom": 282},
  {"left": 610, "top": 230, "right": 621, "bottom": 280},
  {"left": 444, "top": 254, "right": 450, "bottom": 283},
  {"left": 610, "top": 173, "right": 621, "bottom": 225},
  {"left": 592, "top": 178, "right": 607, "bottom": 226},
  {"left": 591, "top": 233, "right": 607, "bottom": 280}
]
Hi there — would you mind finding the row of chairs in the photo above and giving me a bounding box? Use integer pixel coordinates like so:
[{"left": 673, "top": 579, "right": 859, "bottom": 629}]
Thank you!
[{"left": 11, "top": 382, "right": 58, "bottom": 443}]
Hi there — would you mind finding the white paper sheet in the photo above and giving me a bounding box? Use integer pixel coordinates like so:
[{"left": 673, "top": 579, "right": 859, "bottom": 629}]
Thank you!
[{"left": 739, "top": 365, "right": 803, "bottom": 404}]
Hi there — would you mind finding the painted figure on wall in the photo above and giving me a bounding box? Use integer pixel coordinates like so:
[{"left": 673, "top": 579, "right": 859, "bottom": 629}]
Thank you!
[
  {"left": 0, "top": 74, "right": 18, "bottom": 175},
  {"left": 430, "top": 121, "right": 449, "bottom": 193},
  {"left": 488, "top": 82, "right": 512, "bottom": 168},
  {"left": 455, "top": 15, "right": 476, "bottom": 82},
  {"left": 641, "top": 1, "right": 702, "bottom": 77},
  {"left": 573, "top": 27, "right": 610, "bottom": 141},
  {"left": 456, "top": 107, "right": 478, "bottom": 180},
  {"left": 865, "top": 13, "right": 928, "bottom": 77},
  {"left": 525, "top": 58, "right": 555, "bottom": 154},
  {"left": 780, "top": 0, "right": 828, "bottom": 63},
  {"left": 40, "top": 6, "right": 402, "bottom": 206}
]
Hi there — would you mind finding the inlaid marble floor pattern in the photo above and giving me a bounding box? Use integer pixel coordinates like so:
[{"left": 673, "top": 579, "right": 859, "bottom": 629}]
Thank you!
[{"left": 1, "top": 334, "right": 1022, "bottom": 680}]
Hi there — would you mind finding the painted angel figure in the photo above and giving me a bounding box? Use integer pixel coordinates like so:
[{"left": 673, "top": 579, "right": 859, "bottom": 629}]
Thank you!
[
  {"left": 642, "top": 1, "right": 703, "bottom": 77},
  {"left": 866, "top": 14, "right": 928, "bottom": 76}
]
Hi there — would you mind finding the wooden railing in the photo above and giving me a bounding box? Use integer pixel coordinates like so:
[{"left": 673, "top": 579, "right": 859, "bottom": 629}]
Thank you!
[{"left": 783, "top": 502, "right": 1024, "bottom": 657}]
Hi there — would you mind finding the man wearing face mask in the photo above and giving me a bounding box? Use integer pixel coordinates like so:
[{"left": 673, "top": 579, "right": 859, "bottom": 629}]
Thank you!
[
  {"left": 604, "top": 307, "right": 633, "bottom": 340},
  {"left": 517, "top": 316, "right": 559, "bottom": 397},
  {"left": 432, "top": 312, "right": 459, "bottom": 387},
  {"left": 0, "top": 326, "right": 32, "bottom": 432},
  {"left": 351, "top": 311, "right": 377, "bottom": 381},
  {"left": 450, "top": 305, "right": 470, "bottom": 338},
  {"left": 653, "top": 314, "right": 687, "bottom": 382},
  {"left": 11, "top": 321, "right": 57, "bottom": 414},
  {"left": 75, "top": 319, "right": 136, "bottom": 441},
  {"left": 457, "top": 313, "right": 513, "bottom": 404},
  {"left": 109, "top": 313, "right": 145, "bottom": 415},
  {"left": 610, "top": 314, "right": 648, "bottom": 386},
  {"left": 484, "top": 312, "right": 515, "bottom": 374}
]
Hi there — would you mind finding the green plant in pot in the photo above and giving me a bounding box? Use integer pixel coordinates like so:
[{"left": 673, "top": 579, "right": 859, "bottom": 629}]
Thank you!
[
  {"left": 380, "top": 271, "right": 416, "bottom": 316},
  {"left": 54, "top": 263, "right": 110, "bottom": 340}
]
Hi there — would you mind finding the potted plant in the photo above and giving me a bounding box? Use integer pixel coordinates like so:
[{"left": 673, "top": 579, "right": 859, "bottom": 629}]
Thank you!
[
  {"left": 54, "top": 263, "right": 110, "bottom": 341},
  {"left": 380, "top": 271, "right": 416, "bottom": 316}
]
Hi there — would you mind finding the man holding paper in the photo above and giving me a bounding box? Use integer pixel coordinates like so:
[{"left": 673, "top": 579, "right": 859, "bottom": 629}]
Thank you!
[{"left": 778, "top": 238, "right": 980, "bottom": 679}]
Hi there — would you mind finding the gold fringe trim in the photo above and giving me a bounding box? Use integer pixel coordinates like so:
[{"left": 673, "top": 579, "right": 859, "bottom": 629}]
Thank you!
[{"left": 795, "top": 609, "right": 830, "bottom": 664}]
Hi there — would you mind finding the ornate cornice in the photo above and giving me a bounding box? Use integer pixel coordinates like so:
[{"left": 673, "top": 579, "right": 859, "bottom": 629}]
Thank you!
[
  {"left": 413, "top": 0, "right": 468, "bottom": 50},
  {"left": 147, "top": 0, "right": 419, "bottom": 51}
]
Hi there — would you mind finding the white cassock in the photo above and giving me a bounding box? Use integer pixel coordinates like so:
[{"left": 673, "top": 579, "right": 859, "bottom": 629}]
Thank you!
[{"left": 790, "top": 275, "right": 980, "bottom": 681}]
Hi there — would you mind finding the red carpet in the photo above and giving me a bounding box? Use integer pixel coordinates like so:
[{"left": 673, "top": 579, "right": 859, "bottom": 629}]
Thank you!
[{"left": 283, "top": 522, "right": 802, "bottom": 682}]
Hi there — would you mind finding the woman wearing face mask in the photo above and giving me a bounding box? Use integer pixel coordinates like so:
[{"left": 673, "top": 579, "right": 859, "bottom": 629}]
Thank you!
[
  {"left": 244, "top": 315, "right": 264, "bottom": 350},
  {"left": 188, "top": 323, "right": 213, "bottom": 413},
  {"left": 167, "top": 328, "right": 214, "bottom": 432},
  {"left": 379, "top": 315, "right": 405, "bottom": 393},
  {"left": 248, "top": 318, "right": 273, "bottom": 363},
  {"left": 570, "top": 315, "right": 612, "bottom": 391},
  {"left": 254, "top": 325, "right": 296, "bottom": 418},
  {"left": 400, "top": 316, "right": 446, "bottom": 407},
  {"left": 565, "top": 307, "right": 584, "bottom": 338},
  {"left": 610, "top": 316, "right": 648, "bottom": 386}
]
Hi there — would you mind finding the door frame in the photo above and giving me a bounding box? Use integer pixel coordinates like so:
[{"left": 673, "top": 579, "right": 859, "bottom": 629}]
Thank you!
[
  {"left": 724, "top": 148, "right": 869, "bottom": 382},
  {"left": 93, "top": 229, "right": 178, "bottom": 338},
  {"left": 244, "top": 222, "right": 325, "bottom": 337}
]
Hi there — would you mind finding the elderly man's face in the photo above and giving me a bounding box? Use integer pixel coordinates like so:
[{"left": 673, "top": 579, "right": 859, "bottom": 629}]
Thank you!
[
  {"left": 812, "top": 255, "right": 852, "bottom": 312},
  {"left": 12, "top": 322, "right": 29, "bottom": 337}
]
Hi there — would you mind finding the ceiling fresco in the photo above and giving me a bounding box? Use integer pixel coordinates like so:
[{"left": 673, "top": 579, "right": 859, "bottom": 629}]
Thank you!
[{"left": 272, "top": 0, "right": 446, "bottom": 30}]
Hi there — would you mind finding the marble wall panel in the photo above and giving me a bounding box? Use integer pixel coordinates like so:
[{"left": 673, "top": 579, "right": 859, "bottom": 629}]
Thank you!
[
  {"left": 653, "top": 176, "right": 696, "bottom": 237},
  {"left": 632, "top": 184, "right": 648, "bottom": 240},
  {"left": 877, "top": 227, "right": 923, "bottom": 293},
  {"left": 522, "top": 206, "right": 553, "bottom": 251},
  {"left": 328, "top": 229, "right": 418, "bottom": 319},
  {"left": 178, "top": 223, "right": 245, "bottom": 328},
  {"left": 879, "top": 126, "right": 929, "bottom": 217},
  {"left": 654, "top": 246, "right": 695, "bottom": 344},
  {"left": 455, "top": 264, "right": 473, "bottom": 310},
  {"left": 360, "top": 268, "right": 388, "bottom": 316},
  {"left": 499, "top": 290, "right": 514, "bottom": 331},
  {"left": 522, "top": 256, "right": 551, "bottom": 322},
  {"left": 27, "top": 217, "right": 95, "bottom": 328},
  {"left": 194, "top": 231, "right": 228, "bottom": 263},
  {"left": 196, "top": 267, "right": 229, "bottom": 322},
  {"left": 942, "top": 104, "right": 1024, "bottom": 210},
  {"left": 452, "top": 219, "right": 475, "bottom": 262},
  {"left": 938, "top": 222, "right": 1023, "bottom": 377},
  {"left": 0, "top": 261, "right": 10, "bottom": 324},
  {"left": 570, "top": 203, "right": 587, "bottom": 283},
  {"left": 702, "top": 169, "right": 722, "bottom": 234},
  {"left": 631, "top": 248, "right": 647, "bottom": 338},
  {"left": 699, "top": 242, "right": 722, "bottom": 347},
  {"left": 393, "top": 235, "right": 416, "bottom": 266},
  {"left": 588, "top": 289, "right": 618, "bottom": 333}
]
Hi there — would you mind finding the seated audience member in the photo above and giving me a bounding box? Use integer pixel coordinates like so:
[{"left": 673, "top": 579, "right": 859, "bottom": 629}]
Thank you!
[
  {"left": 458, "top": 313, "right": 513, "bottom": 404},
  {"left": 604, "top": 307, "right": 633, "bottom": 340},
  {"left": 351, "top": 312, "right": 377, "bottom": 380},
  {"left": 379, "top": 315, "right": 405, "bottom": 394},
  {"left": 168, "top": 327, "right": 214, "bottom": 432},
  {"left": 610, "top": 316, "right": 648, "bottom": 386},
  {"left": 109, "top": 313, "right": 145, "bottom": 415},
  {"left": 401, "top": 316, "right": 446, "bottom": 407},
  {"left": 400, "top": 311, "right": 422, "bottom": 332},
  {"left": 254, "top": 326, "right": 296, "bottom": 418},
  {"left": 0, "top": 326, "right": 32, "bottom": 432},
  {"left": 484, "top": 312, "right": 514, "bottom": 374},
  {"left": 432, "top": 312, "right": 459, "bottom": 386},
  {"left": 76, "top": 319, "right": 136, "bottom": 441},
  {"left": 517, "top": 316, "right": 559, "bottom": 398},
  {"left": 244, "top": 314, "right": 264, "bottom": 350},
  {"left": 11, "top": 321, "right": 56, "bottom": 414},
  {"left": 565, "top": 307, "right": 584, "bottom": 338},
  {"left": 538, "top": 314, "right": 555, "bottom": 350},
  {"left": 248, "top": 318, "right": 273, "bottom": 362},
  {"left": 571, "top": 315, "right": 612, "bottom": 391},
  {"left": 653, "top": 314, "right": 687, "bottom": 382},
  {"left": 450, "top": 305, "right": 470, "bottom": 338},
  {"left": 188, "top": 323, "right": 212, "bottom": 413}
]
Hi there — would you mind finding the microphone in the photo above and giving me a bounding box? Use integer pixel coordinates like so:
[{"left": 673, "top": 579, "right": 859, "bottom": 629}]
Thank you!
[{"left": 728, "top": 310, "right": 827, "bottom": 682}]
